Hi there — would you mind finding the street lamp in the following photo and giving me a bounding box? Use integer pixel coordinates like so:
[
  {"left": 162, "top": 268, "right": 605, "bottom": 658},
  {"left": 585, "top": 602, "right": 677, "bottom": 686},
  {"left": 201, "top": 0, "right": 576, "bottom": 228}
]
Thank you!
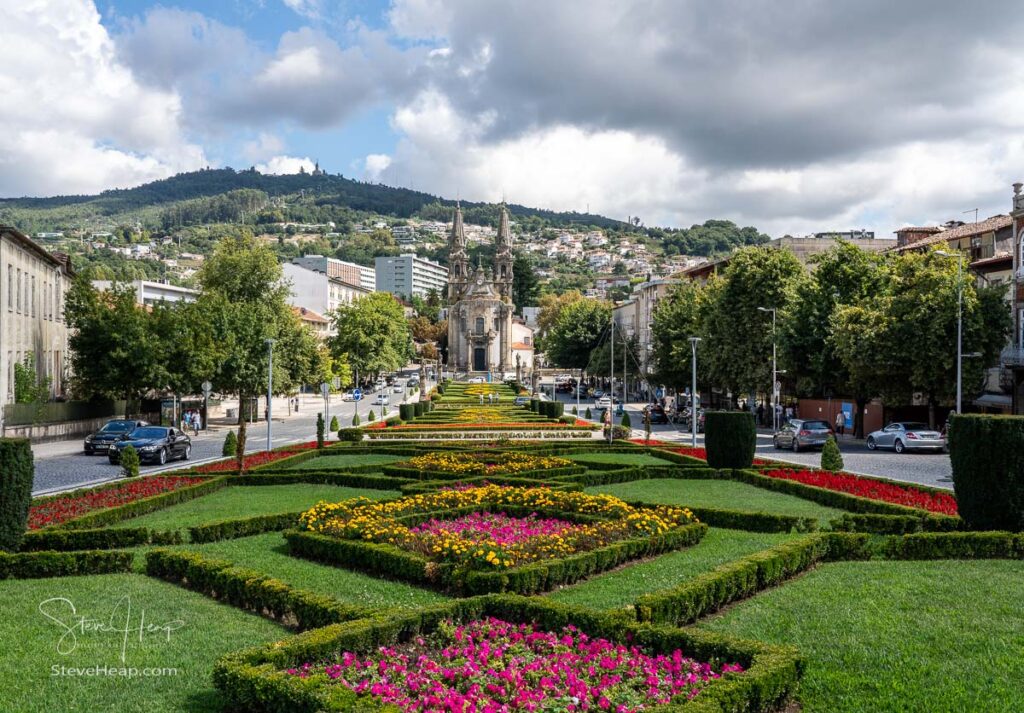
[
  {"left": 688, "top": 337, "right": 701, "bottom": 447},
  {"left": 757, "top": 307, "right": 778, "bottom": 431},
  {"left": 264, "top": 339, "right": 275, "bottom": 451},
  {"left": 935, "top": 251, "right": 965, "bottom": 413}
]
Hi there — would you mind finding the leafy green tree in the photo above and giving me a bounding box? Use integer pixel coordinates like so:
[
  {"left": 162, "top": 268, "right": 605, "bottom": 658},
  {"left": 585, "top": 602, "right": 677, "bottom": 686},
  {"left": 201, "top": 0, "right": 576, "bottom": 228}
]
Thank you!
[
  {"left": 545, "top": 298, "right": 613, "bottom": 370},
  {"left": 512, "top": 251, "right": 540, "bottom": 312},
  {"left": 13, "top": 355, "right": 51, "bottom": 404},
  {"left": 330, "top": 292, "right": 413, "bottom": 379},
  {"left": 535, "top": 290, "right": 583, "bottom": 349},
  {"left": 650, "top": 280, "right": 711, "bottom": 389}
]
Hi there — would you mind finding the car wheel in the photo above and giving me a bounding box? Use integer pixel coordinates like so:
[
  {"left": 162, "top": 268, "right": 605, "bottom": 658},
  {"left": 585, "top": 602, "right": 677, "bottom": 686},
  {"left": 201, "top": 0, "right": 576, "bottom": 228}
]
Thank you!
[
  {"left": 84, "top": 448, "right": 92, "bottom": 455},
  {"left": 159, "top": 448, "right": 168, "bottom": 465},
  {"left": 894, "top": 439, "right": 905, "bottom": 454},
  {"left": 108, "top": 458, "right": 118, "bottom": 465},
  {"left": 183, "top": 444, "right": 191, "bottom": 461},
  {"left": 866, "top": 436, "right": 876, "bottom": 450}
]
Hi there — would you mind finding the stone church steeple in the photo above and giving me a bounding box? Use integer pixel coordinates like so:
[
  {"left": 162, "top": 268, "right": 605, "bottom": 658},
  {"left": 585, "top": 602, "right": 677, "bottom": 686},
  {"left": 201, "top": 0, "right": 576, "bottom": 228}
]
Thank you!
[
  {"left": 494, "top": 204, "right": 514, "bottom": 300},
  {"left": 448, "top": 202, "right": 469, "bottom": 301}
]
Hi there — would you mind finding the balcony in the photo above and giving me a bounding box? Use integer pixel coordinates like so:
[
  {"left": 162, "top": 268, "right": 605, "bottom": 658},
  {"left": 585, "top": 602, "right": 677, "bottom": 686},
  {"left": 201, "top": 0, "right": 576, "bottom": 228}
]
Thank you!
[{"left": 1001, "top": 346, "right": 1024, "bottom": 367}]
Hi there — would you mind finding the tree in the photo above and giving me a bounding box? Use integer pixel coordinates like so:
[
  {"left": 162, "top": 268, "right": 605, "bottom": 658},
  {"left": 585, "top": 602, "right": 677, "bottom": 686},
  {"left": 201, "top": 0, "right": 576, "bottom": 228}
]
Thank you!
[
  {"left": 13, "top": 355, "right": 51, "bottom": 404},
  {"left": 65, "top": 278, "right": 159, "bottom": 417},
  {"left": 330, "top": 292, "right": 413, "bottom": 379},
  {"left": 545, "top": 298, "right": 613, "bottom": 370},
  {"left": 702, "top": 247, "right": 804, "bottom": 407},
  {"left": 535, "top": 290, "right": 584, "bottom": 349},
  {"left": 650, "top": 281, "right": 711, "bottom": 389},
  {"left": 512, "top": 251, "right": 540, "bottom": 312}
]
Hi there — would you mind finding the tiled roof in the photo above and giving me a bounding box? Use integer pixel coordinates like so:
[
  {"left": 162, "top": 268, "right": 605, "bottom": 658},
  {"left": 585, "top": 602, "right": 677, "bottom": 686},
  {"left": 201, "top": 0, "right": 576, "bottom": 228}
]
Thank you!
[
  {"left": 969, "top": 252, "right": 1013, "bottom": 269},
  {"left": 292, "top": 306, "right": 329, "bottom": 323},
  {"left": 511, "top": 341, "right": 534, "bottom": 350},
  {"left": 889, "top": 215, "right": 1012, "bottom": 253}
]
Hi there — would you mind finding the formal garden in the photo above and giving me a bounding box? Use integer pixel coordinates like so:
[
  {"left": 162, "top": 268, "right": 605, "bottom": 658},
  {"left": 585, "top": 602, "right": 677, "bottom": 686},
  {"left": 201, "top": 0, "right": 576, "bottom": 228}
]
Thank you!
[{"left": 1, "top": 391, "right": 1023, "bottom": 712}]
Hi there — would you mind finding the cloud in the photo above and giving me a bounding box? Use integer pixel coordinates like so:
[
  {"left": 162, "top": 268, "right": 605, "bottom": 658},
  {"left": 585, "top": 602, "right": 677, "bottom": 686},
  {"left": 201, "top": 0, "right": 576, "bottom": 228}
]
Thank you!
[
  {"left": 256, "top": 155, "right": 317, "bottom": 174},
  {"left": 364, "top": 154, "right": 393, "bottom": 180},
  {"left": 0, "top": 1, "right": 205, "bottom": 197},
  {"left": 282, "top": 0, "right": 323, "bottom": 20},
  {"left": 242, "top": 133, "right": 287, "bottom": 163}
]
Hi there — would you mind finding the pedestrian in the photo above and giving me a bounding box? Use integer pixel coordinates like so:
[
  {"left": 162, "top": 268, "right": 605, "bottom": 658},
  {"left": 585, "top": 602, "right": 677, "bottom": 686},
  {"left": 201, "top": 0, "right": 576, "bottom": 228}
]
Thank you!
[
  {"left": 785, "top": 405, "right": 794, "bottom": 421},
  {"left": 756, "top": 403, "right": 765, "bottom": 426},
  {"left": 192, "top": 410, "right": 201, "bottom": 436},
  {"left": 835, "top": 410, "right": 845, "bottom": 437}
]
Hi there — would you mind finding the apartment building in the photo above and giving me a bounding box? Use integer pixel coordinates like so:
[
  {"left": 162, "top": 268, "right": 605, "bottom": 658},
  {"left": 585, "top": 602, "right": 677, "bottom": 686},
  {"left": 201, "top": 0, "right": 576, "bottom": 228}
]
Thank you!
[
  {"left": 375, "top": 254, "right": 447, "bottom": 299},
  {"left": 290, "top": 255, "right": 376, "bottom": 292}
]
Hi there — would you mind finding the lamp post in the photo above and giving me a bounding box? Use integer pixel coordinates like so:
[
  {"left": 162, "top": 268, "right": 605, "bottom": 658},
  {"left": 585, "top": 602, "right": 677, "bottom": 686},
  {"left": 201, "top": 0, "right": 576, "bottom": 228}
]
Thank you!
[
  {"left": 935, "top": 251, "right": 965, "bottom": 413},
  {"left": 265, "top": 339, "right": 275, "bottom": 451},
  {"left": 757, "top": 307, "right": 778, "bottom": 431},
  {"left": 689, "top": 336, "right": 701, "bottom": 447}
]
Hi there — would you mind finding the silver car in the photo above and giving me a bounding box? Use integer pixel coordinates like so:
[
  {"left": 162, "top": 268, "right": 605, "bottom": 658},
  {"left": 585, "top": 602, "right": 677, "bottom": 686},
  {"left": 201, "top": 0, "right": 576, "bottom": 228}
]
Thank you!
[
  {"left": 773, "top": 419, "right": 833, "bottom": 452},
  {"left": 866, "top": 422, "right": 944, "bottom": 454}
]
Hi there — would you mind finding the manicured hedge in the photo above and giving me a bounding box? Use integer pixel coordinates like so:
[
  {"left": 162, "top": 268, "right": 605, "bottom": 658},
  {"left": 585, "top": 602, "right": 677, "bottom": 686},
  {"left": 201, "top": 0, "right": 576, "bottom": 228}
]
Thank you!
[
  {"left": 686, "top": 506, "right": 817, "bottom": 534},
  {"left": 213, "top": 594, "right": 803, "bottom": 713},
  {"left": 20, "top": 526, "right": 182, "bottom": 551},
  {"left": 146, "top": 549, "right": 377, "bottom": 629},
  {"left": 56, "top": 476, "right": 228, "bottom": 529},
  {"left": 0, "top": 549, "right": 134, "bottom": 579},
  {"left": 882, "top": 531, "right": 1024, "bottom": 560},
  {"left": 286, "top": 530, "right": 439, "bottom": 585},
  {"left": 382, "top": 464, "right": 585, "bottom": 481},
  {"left": 948, "top": 414, "right": 1024, "bottom": 531},
  {"left": 0, "top": 438, "right": 33, "bottom": 552},
  {"left": 830, "top": 512, "right": 962, "bottom": 535},
  {"left": 704, "top": 412, "right": 756, "bottom": 469},
  {"left": 189, "top": 512, "right": 304, "bottom": 544},
  {"left": 231, "top": 472, "right": 411, "bottom": 489},
  {"left": 399, "top": 403, "right": 415, "bottom": 421}
]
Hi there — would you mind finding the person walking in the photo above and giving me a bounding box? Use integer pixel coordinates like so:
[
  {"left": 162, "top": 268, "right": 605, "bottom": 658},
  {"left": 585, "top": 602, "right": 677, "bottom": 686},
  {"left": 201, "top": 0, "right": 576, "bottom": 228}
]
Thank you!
[
  {"left": 834, "top": 410, "right": 845, "bottom": 438},
  {"left": 191, "top": 410, "right": 201, "bottom": 436}
]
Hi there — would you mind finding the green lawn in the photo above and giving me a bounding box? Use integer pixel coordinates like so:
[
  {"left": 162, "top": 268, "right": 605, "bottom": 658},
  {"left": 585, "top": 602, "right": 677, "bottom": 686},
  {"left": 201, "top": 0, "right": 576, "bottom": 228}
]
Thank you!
[
  {"left": 115, "top": 484, "right": 397, "bottom": 531},
  {"left": 568, "top": 453, "right": 676, "bottom": 466},
  {"left": 285, "top": 454, "right": 409, "bottom": 470},
  {"left": 548, "top": 528, "right": 798, "bottom": 609},
  {"left": 587, "top": 479, "right": 847, "bottom": 523},
  {"left": 699, "top": 560, "right": 1024, "bottom": 712},
  {"left": 0, "top": 573, "right": 284, "bottom": 713},
  {"left": 192, "top": 532, "right": 448, "bottom": 608}
]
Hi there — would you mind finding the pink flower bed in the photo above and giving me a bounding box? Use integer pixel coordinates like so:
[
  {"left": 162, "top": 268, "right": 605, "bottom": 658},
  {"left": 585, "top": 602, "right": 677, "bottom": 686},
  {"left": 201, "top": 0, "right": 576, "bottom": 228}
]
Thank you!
[
  {"left": 410, "top": 512, "right": 578, "bottom": 546},
  {"left": 287, "top": 618, "right": 741, "bottom": 711}
]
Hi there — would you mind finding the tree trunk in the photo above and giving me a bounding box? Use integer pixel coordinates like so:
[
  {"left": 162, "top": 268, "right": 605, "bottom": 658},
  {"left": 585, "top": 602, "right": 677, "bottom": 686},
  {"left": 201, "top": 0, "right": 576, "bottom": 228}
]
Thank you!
[
  {"left": 236, "top": 393, "right": 247, "bottom": 474},
  {"left": 125, "top": 389, "right": 131, "bottom": 420},
  {"left": 927, "top": 396, "right": 936, "bottom": 430},
  {"left": 854, "top": 396, "right": 868, "bottom": 439}
]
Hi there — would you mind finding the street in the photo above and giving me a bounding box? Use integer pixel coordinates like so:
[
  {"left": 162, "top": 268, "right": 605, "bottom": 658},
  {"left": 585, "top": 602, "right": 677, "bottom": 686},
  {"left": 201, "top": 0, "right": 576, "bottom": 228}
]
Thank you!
[{"left": 31, "top": 370, "right": 431, "bottom": 495}]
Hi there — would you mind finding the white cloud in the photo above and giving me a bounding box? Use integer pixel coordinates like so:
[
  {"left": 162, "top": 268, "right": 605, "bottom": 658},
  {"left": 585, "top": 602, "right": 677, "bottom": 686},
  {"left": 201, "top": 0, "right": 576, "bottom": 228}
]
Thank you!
[
  {"left": 388, "top": 0, "right": 453, "bottom": 39},
  {"left": 256, "top": 155, "right": 316, "bottom": 174},
  {"left": 0, "top": 1, "right": 205, "bottom": 197},
  {"left": 364, "top": 154, "right": 393, "bottom": 180},
  {"left": 242, "top": 133, "right": 287, "bottom": 163},
  {"left": 282, "top": 0, "right": 322, "bottom": 20}
]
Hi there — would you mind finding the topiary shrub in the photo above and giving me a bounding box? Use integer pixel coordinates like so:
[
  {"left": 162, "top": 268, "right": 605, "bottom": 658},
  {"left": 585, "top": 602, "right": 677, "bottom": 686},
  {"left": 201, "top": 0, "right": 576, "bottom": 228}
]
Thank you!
[
  {"left": 337, "top": 428, "right": 363, "bottom": 442},
  {"left": 704, "top": 411, "right": 756, "bottom": 469},
  {"left": 821, "top": 436, "right": 844, "bottom": 472},
  {"left": 611, "top": 425, "right": 631, "bottom": 440},
  {"left": 316, "top": 413, "right": 325, "bottom": 448},
  {"left": 620, "top": 410, "right": 632, "bottom": 428},
  {"left": 585, "top": 407, "right": 592, "bottom": 419},
  {"left": 550, "top": 401, "right": 564, "bottom": 418},
  {"left": 572, "top": 405, "right": 578, "bottom": 415},
  {"left": 120, "top": 445, "right": 140, "bottom": 479},
  {"left": 352, "top": 412, "right": 361, "bottom": 426},
  {"left": 329, "top": 415, "right": 339, "bottom": 432},
  {"left": 400, "top": 403, "right": 415, "bottom": 421},
  {"left": 949, "top": 415, "right": 1024, "bottom": 530},
  {"left": 0, "top": 438, "right": 33, "bottom": 552},
  {"left": 222, "top": 430, "right": 237, "bottom": 457},
  {"left": 368, "top": 409, "right": 376, "bottom": 422}
]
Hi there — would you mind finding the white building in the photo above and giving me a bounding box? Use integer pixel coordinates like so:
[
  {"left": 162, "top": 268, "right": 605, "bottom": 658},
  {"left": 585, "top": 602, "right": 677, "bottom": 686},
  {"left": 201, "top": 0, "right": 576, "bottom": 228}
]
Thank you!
[
  {"left": 92, "top": 279, "right": 198, "bottom": 306},
  {"left": 375, "top": 253, "right": 448, "bottom": 299},
  {"left": 1, "top": 226, "right": 73, "bottom": 413},
  {"left": 291, "top": 255, "right": 376, "bottom": 292},
  {"left": 282, "top": 263, "right": 371, "bottom": 327}
]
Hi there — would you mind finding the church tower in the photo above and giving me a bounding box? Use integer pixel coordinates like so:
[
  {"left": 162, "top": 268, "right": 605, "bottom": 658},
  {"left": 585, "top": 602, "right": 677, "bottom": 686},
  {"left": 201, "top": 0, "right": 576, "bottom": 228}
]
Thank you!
[
  {"left": 494, "top": 204, "right": 514, "bottom": 301},
  {"left": 448, "top": 202, "right": 469, "bottom": 302}
]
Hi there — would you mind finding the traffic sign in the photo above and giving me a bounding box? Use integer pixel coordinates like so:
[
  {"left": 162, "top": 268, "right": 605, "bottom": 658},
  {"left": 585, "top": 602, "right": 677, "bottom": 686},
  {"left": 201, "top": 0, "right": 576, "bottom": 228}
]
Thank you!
[
  {"left": 655, "top": 388, "right": 664, "bottom": 399},
  {"left": 320, "top": 382, "right": 330, "bottom": 398},
  {"left": 353, "top": 388, "right": 362, "bottom": 400},
  {"left": 201, "top": 380, "right": 212, "bottom": 396}
]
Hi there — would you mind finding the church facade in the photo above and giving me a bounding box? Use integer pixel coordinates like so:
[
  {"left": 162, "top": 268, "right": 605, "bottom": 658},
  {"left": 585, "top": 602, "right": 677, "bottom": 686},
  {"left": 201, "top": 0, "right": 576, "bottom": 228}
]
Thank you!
[{"left": 446, "top": 204, "right": 516, "bottom": 373}]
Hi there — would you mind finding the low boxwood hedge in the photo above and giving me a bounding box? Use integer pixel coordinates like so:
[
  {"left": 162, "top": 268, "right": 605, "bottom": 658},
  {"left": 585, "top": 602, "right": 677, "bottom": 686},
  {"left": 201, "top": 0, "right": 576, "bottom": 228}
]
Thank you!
[
  {"left": 212, "top": 594, "right": 803, "bottom": 713},
  {"left": 231, "top": 472, "right": 412, "bottom": 489},
  {"left": 188, "top": 512, "right": 304, "bottom": 544},
  {"left": 0, "top": 549, "right": 134, "bottom": 579},
  {"left": 381, "top": 464, "right": 585, "bottom": 481},
  {"left": 829, "top": 512, "right": 962, "bottom": 535},
  {"left": 145, "top": 549, "right": 378, "bottom": 629},
  {"left": 882, "top": 531, "right": 1024, "bottom": 560},
  {"left": 19, "top": 526, "right": 182, "bottom": 551}
]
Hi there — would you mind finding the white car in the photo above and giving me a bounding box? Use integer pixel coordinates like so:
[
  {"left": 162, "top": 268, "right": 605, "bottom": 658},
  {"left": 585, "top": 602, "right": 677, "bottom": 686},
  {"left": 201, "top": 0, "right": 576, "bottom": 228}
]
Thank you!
[
  {"left": 393, "top": 384, "right": 404, "bottom": 393},
  {"left": 467, "top": 376, "right": 486, "bottom": 384},
  {"left": 341, "top": 392, "right": 356, "bottom": 402},
  {"left": 373, "top": 394, "right": 390, "bottom": 405},
  {"left": 595, "top": 396, "right": 612, "bottom": 410}
]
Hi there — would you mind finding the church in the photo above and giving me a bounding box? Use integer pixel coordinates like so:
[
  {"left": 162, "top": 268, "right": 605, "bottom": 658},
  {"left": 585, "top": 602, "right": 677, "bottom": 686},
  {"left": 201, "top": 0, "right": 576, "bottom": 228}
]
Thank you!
[{"left": 446, "top": 204, "right": 517, "bottom": 374}]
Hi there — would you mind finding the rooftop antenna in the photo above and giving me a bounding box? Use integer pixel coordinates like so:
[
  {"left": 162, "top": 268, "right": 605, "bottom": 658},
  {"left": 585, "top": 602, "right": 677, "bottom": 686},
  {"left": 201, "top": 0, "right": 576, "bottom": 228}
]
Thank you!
[{"left": 962, "top": 207, "right": 978, "bottom": 226}]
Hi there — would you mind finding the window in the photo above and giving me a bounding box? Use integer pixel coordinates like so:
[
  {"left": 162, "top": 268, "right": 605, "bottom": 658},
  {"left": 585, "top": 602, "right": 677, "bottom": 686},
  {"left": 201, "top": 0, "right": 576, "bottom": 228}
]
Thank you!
[
  {"left": 6, "top": 265, "right": 10, "bottom": 311},
  {"left": 475, "top": 317, "right": 485, "bottom": 333},
  {"left": 31, "top": 275, "right": 35, "bottom": 317}
]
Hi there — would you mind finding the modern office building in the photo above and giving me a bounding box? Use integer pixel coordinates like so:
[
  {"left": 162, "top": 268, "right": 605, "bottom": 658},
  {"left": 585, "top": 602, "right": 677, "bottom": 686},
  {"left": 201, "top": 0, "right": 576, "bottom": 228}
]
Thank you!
[
  {"left": 91, "top": 279, "right": 199, "bottom": 306},
  {"left": 375, "top": 253, "right": 448, "bottom": 299},
  {"left": 282, "top": 263, "right": 372, "bottom": 324},
  {"left": 291, "top": 255, "right": 376, "bottom": 292}
]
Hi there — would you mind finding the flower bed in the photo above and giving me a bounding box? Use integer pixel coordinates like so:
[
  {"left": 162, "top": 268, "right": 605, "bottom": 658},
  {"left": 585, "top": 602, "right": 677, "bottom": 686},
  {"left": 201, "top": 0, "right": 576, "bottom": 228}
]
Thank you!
[
  {"left": 629, "top": 439, "right": 708, "bottom": 461},
  {"left": 404, "top": 451, "right": 572, "bottom": 476},
  {"left": 762, "top": 468, "right": 958, "bottom": 516},
  {"left": 193, "top": 445, "right": 318, "bottom": 473},
  {"left": 28, "top": 475, "right": 206, "bottom": 529},
  {"left": 286, "top": 617, "right": 741, "bottom": 711}
]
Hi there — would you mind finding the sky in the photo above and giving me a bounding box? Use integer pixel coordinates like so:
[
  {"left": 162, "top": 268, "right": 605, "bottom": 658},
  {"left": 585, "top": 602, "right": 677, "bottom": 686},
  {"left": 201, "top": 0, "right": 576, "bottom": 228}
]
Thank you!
[{"left": 3, "top": 0, "right": 1024, "bottom": 237}]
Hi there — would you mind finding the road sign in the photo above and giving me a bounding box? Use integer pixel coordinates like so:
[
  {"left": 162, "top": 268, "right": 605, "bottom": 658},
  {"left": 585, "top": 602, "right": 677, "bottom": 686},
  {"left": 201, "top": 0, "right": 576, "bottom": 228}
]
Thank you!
[
  {"left": 320, "top": 382, "right": 330, "bottom": 398},
  {"left": 201, "top": 380, "right": 212, "bottom": 396},
  {"left": 655, "top": 388, "right": 664, "bottom": 399},
  {"left": 353, "top": 388, "right": 362, "bottom": 400}
]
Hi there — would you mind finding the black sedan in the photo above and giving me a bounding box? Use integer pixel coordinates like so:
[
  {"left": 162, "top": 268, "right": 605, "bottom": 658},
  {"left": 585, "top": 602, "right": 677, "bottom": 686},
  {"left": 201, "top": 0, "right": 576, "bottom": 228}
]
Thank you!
[
  {"left": 84, "top": 419, "right": 148, "bottom": 455},
  {"left": 108, "top": 426, "right": 192, "bottom": 465}
]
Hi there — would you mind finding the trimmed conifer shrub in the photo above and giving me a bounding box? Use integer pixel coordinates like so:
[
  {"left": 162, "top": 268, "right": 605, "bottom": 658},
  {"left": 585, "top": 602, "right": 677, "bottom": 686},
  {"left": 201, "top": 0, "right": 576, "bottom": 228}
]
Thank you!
[
  {"left": 368, "top": 409, "right": 376, "bottom": 422},
  {"left": 337, "top": 428, "right": 363, "bottom": 442},
  {"left": 704, "top": 411, "right": 756, "bottom": 469},
  {"left": 329, "top": 415, "right": 339, "bottom": 432},
  {"left": 821, "top": 436, "right": 844, "bottom": 472},
  {"left": 222, "top": 430, "right": 237, "bottom": 457},
  {"left": 400, "top": 403, "right": 415, "bottom": 421},
  {"left": 120, "top": 445, "right": 140, "bottom": 479},
  {"left": 585, "top": 407, "right": 592, "bottom": 419},
  {"left": 572, "top": 405, "right": 578, "bottom": 415},
  {"left": 316, "top": 413, "right": 325, "bottom": 448},
  {"left": 620, "top": 410, "right": 632, "bottom": 428},
  {"left": 949, "top": 415, "right": 1024, "bottom": 530},
  {"left": 0, "top": 438, "right": 33, "bottom": 552}
]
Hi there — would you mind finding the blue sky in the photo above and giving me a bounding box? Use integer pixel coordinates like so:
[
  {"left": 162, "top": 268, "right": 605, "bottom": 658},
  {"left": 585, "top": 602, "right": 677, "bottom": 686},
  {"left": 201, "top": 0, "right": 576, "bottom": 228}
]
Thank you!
[{"left": 3, "top": 1, "right": 1024, "bottom": 236}]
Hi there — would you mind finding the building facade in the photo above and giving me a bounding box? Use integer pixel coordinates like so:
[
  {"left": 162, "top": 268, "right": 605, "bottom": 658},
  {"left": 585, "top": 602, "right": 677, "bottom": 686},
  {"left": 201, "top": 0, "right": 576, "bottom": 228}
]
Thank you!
[
  {"left": 291, "top": 255, "right": 376, "bottom": 292},
  {"left": 446, "top": 204, "right": 516, "bottom": 373},
  {"left": 0, "top": 226, "right": 73, "bottom": 413},
  {"left": 282, "top": 263, "right": 371, "bottom": 328},
  {"left": 375, "top": 253, "right": 448, "bottom": 299},
  {"left": 1004, "top": 184, "right": 1024, "bottom": 414},
  {"left": 92, "top": 279, "right": 199, "bottom": 306}
]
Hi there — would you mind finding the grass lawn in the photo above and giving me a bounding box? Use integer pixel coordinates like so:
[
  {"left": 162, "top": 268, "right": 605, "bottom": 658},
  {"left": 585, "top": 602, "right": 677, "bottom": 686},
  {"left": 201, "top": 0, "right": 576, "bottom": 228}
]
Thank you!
[
  {"left": 192, "top": 532, "right": 448, "bottom": 608},
  {"left": 699, "top": 560, "right": 1024, "bottom": 712},
  {"left": 548, "top": 528, "right": 798, "bottom": 609},
  {"left": 0, "top": 573, "right": 284, "bottom": 713},
  {"left": 567, "top": 453, "right": 676, "bottom": 467},
  {"left": 587, "top": 479, "right": 847, "bottom": 523},
  {"left": 114, "top": 484, "right": 397, "bottom": 531},
  {"left": 285, "top": 453, "right": 409, "bottom": 470}
]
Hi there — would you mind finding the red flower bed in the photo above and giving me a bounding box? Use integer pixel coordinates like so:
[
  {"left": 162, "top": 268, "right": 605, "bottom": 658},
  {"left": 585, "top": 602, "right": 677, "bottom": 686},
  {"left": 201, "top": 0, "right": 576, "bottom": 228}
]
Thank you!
[
  {"left": 387, "top": 422, "right": 582, "bottom": 430},
  {"left": 762, "top": 468, "right": 958, "bottom": 516},
  {"left": 29, "top": 475, "right": 205, "bottom": 529},
  {"left": 194, "top": 448, "right": 309, "bottom": 473},
  {"left": 628, "top": 439, "right": 707, "bottom": 461}
]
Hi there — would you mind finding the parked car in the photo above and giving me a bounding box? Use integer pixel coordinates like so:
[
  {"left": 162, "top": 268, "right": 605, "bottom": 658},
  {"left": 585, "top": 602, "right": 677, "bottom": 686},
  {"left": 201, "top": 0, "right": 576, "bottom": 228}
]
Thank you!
[
  {"left": 407, "top": 378, "right": 419, "bottom": 387},
  {"left": 513, "top": 396, "right": 531, "bottom": 406},
  {"left": 593, "top": 389, "right": 605, "bottom": 399},
  {"left": 84, "top": 419, "right": 148, "bottom": 455},
  {"left": 108, "top": 426, "right": 191, "bottom": 465},
  {"left": 866, "top": 422, "right": 944, "bottom": 453},
  {"left": 773, "top": 419, "right": 833, "bottom": 452},
  {"left": 372, "top": 394, "right": 390, "bottom": 405}
]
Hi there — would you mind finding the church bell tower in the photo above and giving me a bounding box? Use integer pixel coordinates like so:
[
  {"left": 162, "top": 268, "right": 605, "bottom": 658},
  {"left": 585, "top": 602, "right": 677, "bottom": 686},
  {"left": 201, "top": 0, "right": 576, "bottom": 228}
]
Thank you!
[{"left": 494, "top": 204, "right": 514, "bottom": 301}]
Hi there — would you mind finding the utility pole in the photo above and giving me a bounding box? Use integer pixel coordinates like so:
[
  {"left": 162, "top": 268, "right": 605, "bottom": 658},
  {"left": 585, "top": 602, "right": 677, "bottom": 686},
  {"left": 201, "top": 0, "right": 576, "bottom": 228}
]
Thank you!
[
  {"left": 758, "top": 307, "right": 778, "bottom": 431},
  {"left": 622, "top": 326, "right": 627, "bottom": 417},
  {"left": 609, "top": 316, "right": 615, "bottom": 444},
  {"left": 690, "top": 337, "right": 701, "bottom": 448},
  {"left": 265, "top": 339, "right": 274, "bottom": 451}
]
